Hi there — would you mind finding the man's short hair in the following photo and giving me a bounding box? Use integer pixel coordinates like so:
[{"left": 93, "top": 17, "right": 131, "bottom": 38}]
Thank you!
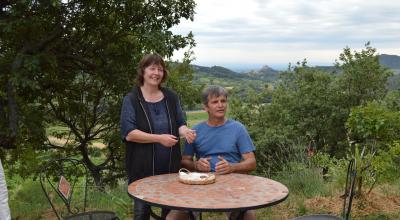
[{"left": 202, "top": 85, "right": 228, "bottom": 105}]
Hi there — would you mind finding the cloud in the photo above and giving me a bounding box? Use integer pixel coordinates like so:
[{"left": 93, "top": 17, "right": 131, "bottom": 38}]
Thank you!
[{"left": 172, "top": 0, "right": 400, "bottom": 68}]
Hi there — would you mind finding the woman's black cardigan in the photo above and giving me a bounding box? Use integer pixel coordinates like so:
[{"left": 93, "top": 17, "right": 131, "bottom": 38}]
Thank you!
[{"left": 124, "top": 86, "right": 182, "bottom": 183}]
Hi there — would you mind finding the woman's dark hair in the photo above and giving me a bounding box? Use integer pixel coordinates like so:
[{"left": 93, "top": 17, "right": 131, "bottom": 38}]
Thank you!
[{"left": 136, "top": 53, "right": 168, "bottom": 86}]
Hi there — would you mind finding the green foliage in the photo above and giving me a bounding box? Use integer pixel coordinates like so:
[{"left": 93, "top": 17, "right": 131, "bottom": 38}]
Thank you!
[
  {"left": 336, "top": 42, "right": 393, "bottom": 108},
  {"left": 192, "top": 65, "right": 272, "bottom": 98},
  {"left": 384, "top": 90, "right": 400, "bottom": 111},
  {"left": 373, "top": 142, "right": 400, "bottom": 182},
  {"left": 310, "top": 152, "right": 347, "bottom": 183},
  {"left": 273, "top": 63, "right": 336, "bottom": 148},
  {"left": 88, "top": 147, "right": 103, "bottom": 158},
  {"left": 350, "top": 144, "right": 378, "bottom": 196},
  {"left": 275, "top": 162, "right": 327, "bottom": 198},
  {"left": 346, "top": 101, "right": 400, "bottom": 187},
  {"left": 9, "top": 179, "right": 49, "bottom": 219},
  {"left": 1, "top": 0, "right": 196, "bottom": 185},
  {"left": 186, "top": 110, "right": 207, "bottom": 127},
  {"left": 231, "top": 44, "right": 395, "bottom": 176},
  {"left": 296, "top": 200, "right": 308, "bottom": 216},
  {"left": 346, "top": 102, "right": 400, "bottom": 149},
  {"left": 243, "top": 139, "right": 331, "bottom": 198},
  {"left": 166, "top": 49, "right": 203, "bottom": 110},
  {"left": 8, "top": 176, "right": 132, "bottom": 219},
  {"left": 231, "top": 61, "right": 341, "bottom": 172}
]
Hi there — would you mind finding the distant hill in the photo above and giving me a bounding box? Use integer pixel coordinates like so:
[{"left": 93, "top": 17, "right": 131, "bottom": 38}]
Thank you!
[
  {"left": 192, "top": 65, "right": 253, "bottom": 81},
  {"left": 379, "top": 54, "right": 400, "bottom": 73},
  {"left": 313, "top": 54, "right": 400, "bottom": 74},
  {"left": 245, "top": 65, "right": 280, "bottom": 81},
  {"left": 190, "top": 54, "right": 400, "bottom": 90},
  {"left": 192, "top": 64, "right": 280, "bottom": 82},
  {"left": 314, "top": 66, "right": 340, "bottom": 73},
  {"left": 191, "top": 64, "right": 279, "bottom": 95}
]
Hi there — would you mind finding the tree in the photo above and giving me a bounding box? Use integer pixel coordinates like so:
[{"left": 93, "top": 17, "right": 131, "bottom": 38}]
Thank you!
[
  {"left": 327, "top": 42, "right": 394, "bottom": 156},
  {"left": 166, "top": 48, "right": 203, "bottom": 110},
  {"left": 231, "top": 61, "right": 337, "bottom": 173},
  {"left": 0, "top": 0, "right": 196, "bottom": 186},
  {"left": 336, "top": 42, "right": 393, "bottom": 108},
  {"left": 231, "top": 44, "right": 394, "bottom": 174},
  {"left": 346, "top": 103, "right": 400, "bottom": 195},
  {"left": 346, "top": 101, "right": 400, "bottom": 149}
]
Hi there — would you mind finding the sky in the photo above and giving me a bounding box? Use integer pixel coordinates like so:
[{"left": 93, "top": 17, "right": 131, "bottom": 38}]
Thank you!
[{"left": 171, "top": 0, "right": 400, "bottom": 71}]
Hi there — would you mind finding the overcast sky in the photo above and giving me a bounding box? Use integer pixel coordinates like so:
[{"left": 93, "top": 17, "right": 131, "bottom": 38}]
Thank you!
[{"left": 171, "top": 0, "right": 400, "bottom": 70}]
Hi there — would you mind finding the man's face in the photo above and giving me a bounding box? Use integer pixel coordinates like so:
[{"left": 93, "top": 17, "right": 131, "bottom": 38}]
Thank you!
[{"left": 204, "top": 95, "right": 227, "bottom": 118}]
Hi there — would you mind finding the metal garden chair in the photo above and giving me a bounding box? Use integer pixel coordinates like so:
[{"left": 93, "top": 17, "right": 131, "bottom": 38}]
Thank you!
[
  {"left": 39, "top": 158, "right": 119, "bottom": 220},
  {"left": 292, "top": 158, "right": 357, "bottom": 220}
]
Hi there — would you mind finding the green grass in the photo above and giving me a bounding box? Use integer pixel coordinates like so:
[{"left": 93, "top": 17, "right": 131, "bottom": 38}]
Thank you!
[
  {"left": 186, "top": 110, "right": 207, "bottom": 127},
  {"left": 276, "top": 167, "right": 329, "bottom": 198},
  {"left": 8, "top": 176, "right": 132, "bottom": 219},
  {"left": 9, "top": 178, "right": 49, "bottom": 219},
  {"left": 186, "top": 109, "right": 232, "bottom": 127}
]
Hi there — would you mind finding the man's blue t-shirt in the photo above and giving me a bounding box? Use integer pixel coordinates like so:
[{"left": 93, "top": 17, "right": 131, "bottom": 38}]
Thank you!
[{"left": 183, "top": 119, "right": 255, "bottom": 172}]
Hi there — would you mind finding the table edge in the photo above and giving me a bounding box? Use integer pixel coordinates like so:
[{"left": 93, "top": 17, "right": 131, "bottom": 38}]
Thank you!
[{"left": 127, "top": 190, "right": 289, "bottom": 212}]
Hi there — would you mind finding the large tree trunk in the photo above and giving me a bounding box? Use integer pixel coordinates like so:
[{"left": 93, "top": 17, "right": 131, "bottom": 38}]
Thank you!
[{"left": 80, "top": 143, "right": 104, "bottom": 188}]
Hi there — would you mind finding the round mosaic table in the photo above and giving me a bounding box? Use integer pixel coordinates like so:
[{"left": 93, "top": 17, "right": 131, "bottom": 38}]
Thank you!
[{"left": 127, "top": 173, "right": 289, "bottom": 212}]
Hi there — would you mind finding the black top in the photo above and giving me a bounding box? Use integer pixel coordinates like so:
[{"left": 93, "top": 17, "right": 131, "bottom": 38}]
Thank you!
[{"left": 121, "top": 86, "right": 184, "bottom": 183}]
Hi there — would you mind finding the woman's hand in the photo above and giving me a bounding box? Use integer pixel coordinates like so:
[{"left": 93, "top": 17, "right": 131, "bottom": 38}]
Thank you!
[
  {"left": 184, "top": 129, "right": 196, "bottom": 144},
  {"left": 179, "top": 126, "right": 196, "bottom": 144},
  {"left": 157, "top": 134, "right": 178, "bottom": 147}
]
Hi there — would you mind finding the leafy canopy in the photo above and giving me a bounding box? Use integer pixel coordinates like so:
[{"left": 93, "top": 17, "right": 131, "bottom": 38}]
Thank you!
[{"left": 0, "top": 0, "right": 196, "bottom": 185}]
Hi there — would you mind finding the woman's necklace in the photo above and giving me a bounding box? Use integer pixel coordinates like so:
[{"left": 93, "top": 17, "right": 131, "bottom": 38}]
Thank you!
[{"left": 144, "top": 91, "right": 164, "bottom": 103}]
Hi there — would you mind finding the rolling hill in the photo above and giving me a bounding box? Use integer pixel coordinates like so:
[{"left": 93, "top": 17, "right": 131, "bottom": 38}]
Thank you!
[
  {"left": 379, "top": 54, "right": 400, "bottom": 74},
  {"left": 191, "top": 54, "right": 400, "bottom": 90}
]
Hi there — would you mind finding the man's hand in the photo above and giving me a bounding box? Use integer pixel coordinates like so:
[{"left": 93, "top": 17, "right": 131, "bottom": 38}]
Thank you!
[
  {"left": 215, "top": 156, "right": 234, "bottom": 174},
  {"left": 158, "top": 134, "right": 178, "bottom": 147},
  {"left": 195, "top": 157, "right": 211, "bottom": 172}
]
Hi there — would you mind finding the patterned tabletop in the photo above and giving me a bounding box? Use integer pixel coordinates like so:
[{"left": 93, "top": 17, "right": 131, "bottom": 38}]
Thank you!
[{"left": 128, "top": 173, "right": 289, "bottom": 212}]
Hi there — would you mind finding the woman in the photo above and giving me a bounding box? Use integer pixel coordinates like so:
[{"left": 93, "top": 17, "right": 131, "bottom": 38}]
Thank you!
[{"left": 120, "top": 53, "right": 196, "bottom": 220}]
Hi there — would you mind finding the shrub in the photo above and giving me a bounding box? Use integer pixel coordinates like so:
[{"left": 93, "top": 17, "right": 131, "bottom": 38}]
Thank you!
[{"left": 275, "top": 162, "right": 327, "bottom": 198}]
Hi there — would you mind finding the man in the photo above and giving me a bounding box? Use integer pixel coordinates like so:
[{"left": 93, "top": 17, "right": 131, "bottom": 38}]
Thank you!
[{"left": 168, "top": 85, "right": 257, "bottom": 220}]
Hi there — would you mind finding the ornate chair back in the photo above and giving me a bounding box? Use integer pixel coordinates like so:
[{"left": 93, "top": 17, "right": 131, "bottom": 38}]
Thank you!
[
  {"left": 40, "top": 158, "right": 119, "bottom": 220},
  {"left": 40, "top": 158, "right": 89, "bottom": 219}
]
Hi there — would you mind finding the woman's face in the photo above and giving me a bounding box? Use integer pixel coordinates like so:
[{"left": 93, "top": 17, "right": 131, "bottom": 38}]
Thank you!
[{"left": 143, "top": 63, "right": 164, "bottom": 87}]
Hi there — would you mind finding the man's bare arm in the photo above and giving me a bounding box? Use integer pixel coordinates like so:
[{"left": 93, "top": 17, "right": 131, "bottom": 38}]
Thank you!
[
  {"left": 215, "top": 152, "right": 256, "bottom": 174},
  {"left": 181, "top": 155, "right": 195, "bottom": 171}
]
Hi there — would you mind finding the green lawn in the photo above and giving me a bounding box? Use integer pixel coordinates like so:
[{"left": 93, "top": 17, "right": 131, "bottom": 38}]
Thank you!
[{"left": 186, "top": 110, "right": 208, "bottom": 127}]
